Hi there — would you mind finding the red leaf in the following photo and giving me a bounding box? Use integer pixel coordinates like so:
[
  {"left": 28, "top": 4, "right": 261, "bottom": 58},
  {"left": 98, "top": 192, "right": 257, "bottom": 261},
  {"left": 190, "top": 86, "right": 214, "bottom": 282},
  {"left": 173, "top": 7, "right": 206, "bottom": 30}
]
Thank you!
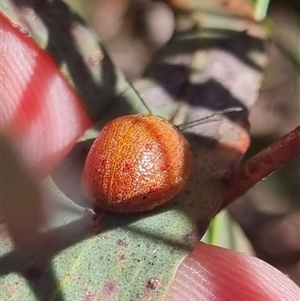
[{"left": 0, "top": 13, "right": 93, "bottom": 176}]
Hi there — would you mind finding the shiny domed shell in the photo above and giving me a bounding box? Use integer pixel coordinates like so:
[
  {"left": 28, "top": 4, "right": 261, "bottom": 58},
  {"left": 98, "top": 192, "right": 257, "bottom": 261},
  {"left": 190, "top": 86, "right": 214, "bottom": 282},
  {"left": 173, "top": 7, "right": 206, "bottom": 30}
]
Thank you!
[{"left": 81, "top": 114, "right": 192, "bottom": 212}]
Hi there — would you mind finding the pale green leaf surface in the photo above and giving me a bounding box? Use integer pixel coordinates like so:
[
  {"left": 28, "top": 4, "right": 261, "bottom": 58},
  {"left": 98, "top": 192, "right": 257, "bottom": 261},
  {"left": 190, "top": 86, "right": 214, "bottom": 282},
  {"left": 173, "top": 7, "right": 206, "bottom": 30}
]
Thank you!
[
  {"left": 0, "top": 0, "right": 149, "bottom": 121},
  {"left": 0, "top": 0, "right": 267, "bottom": 300}
]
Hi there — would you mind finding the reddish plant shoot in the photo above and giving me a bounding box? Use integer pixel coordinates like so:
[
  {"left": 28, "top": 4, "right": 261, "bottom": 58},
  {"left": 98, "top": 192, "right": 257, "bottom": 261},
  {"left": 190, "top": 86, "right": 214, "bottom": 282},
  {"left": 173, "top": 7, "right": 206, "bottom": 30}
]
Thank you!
[
  {"left": 0, "top": 13, "right": 93, "bottom": 176},
  {"left": 222, "top": 125, "right": 300, "bottom": 209}
]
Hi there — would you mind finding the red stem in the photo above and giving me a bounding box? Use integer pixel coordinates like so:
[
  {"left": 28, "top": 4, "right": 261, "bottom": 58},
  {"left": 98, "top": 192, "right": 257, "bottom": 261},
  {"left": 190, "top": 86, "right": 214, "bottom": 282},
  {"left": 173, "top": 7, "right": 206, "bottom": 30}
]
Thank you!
[{"left": 222, "top": 125, "right": 300, "bottom": 209}]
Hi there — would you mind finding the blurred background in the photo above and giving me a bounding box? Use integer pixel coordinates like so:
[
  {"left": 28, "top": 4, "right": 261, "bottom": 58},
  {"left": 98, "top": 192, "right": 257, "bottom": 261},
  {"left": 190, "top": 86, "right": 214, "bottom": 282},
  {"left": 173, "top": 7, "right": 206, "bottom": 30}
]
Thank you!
[{"left": 62, "top": 0, "right": 299, "bottom": 285}]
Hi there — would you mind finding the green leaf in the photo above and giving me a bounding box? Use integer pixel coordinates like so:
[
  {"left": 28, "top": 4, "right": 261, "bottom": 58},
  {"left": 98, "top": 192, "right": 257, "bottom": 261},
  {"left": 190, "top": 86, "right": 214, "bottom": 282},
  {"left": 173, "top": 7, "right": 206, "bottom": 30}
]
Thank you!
[
  {"left": 0, "top": 0, "right": 149, "bottom": 121},
  {"left": 0, "top": 0, "right": 267, "bottom": 300}
]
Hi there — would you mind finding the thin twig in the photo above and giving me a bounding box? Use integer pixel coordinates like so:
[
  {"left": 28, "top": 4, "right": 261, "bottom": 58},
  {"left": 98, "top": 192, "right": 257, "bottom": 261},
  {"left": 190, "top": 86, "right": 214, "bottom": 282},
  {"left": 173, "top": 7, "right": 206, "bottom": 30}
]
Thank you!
[{"left": 221, "top": 125, "right": 300, "bottom": 210}]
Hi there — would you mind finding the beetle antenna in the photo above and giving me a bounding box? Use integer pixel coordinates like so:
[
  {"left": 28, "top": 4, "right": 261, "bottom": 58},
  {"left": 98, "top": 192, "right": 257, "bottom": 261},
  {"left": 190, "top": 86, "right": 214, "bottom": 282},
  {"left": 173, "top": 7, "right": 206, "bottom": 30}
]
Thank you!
[
  {"left": 119, "top": 85, "right": 152, "bottom": 114},
  {"left": 178, "top": 107, "right": 244, "bottom": 131}
]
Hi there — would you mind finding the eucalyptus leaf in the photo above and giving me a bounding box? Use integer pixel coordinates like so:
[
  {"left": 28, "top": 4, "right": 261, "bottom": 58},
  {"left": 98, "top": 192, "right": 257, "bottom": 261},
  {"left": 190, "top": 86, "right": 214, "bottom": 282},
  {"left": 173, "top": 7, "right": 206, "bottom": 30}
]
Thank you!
[{"left": 0, "top": 0, "right": 267, "bottom": 300}]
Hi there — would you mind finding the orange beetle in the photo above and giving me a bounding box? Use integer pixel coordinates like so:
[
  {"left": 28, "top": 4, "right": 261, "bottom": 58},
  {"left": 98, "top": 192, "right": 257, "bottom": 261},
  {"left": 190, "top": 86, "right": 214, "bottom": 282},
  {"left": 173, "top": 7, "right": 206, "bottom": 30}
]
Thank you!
[{"left": 81, "top": 114, "right": 192, "bottom": 212}]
